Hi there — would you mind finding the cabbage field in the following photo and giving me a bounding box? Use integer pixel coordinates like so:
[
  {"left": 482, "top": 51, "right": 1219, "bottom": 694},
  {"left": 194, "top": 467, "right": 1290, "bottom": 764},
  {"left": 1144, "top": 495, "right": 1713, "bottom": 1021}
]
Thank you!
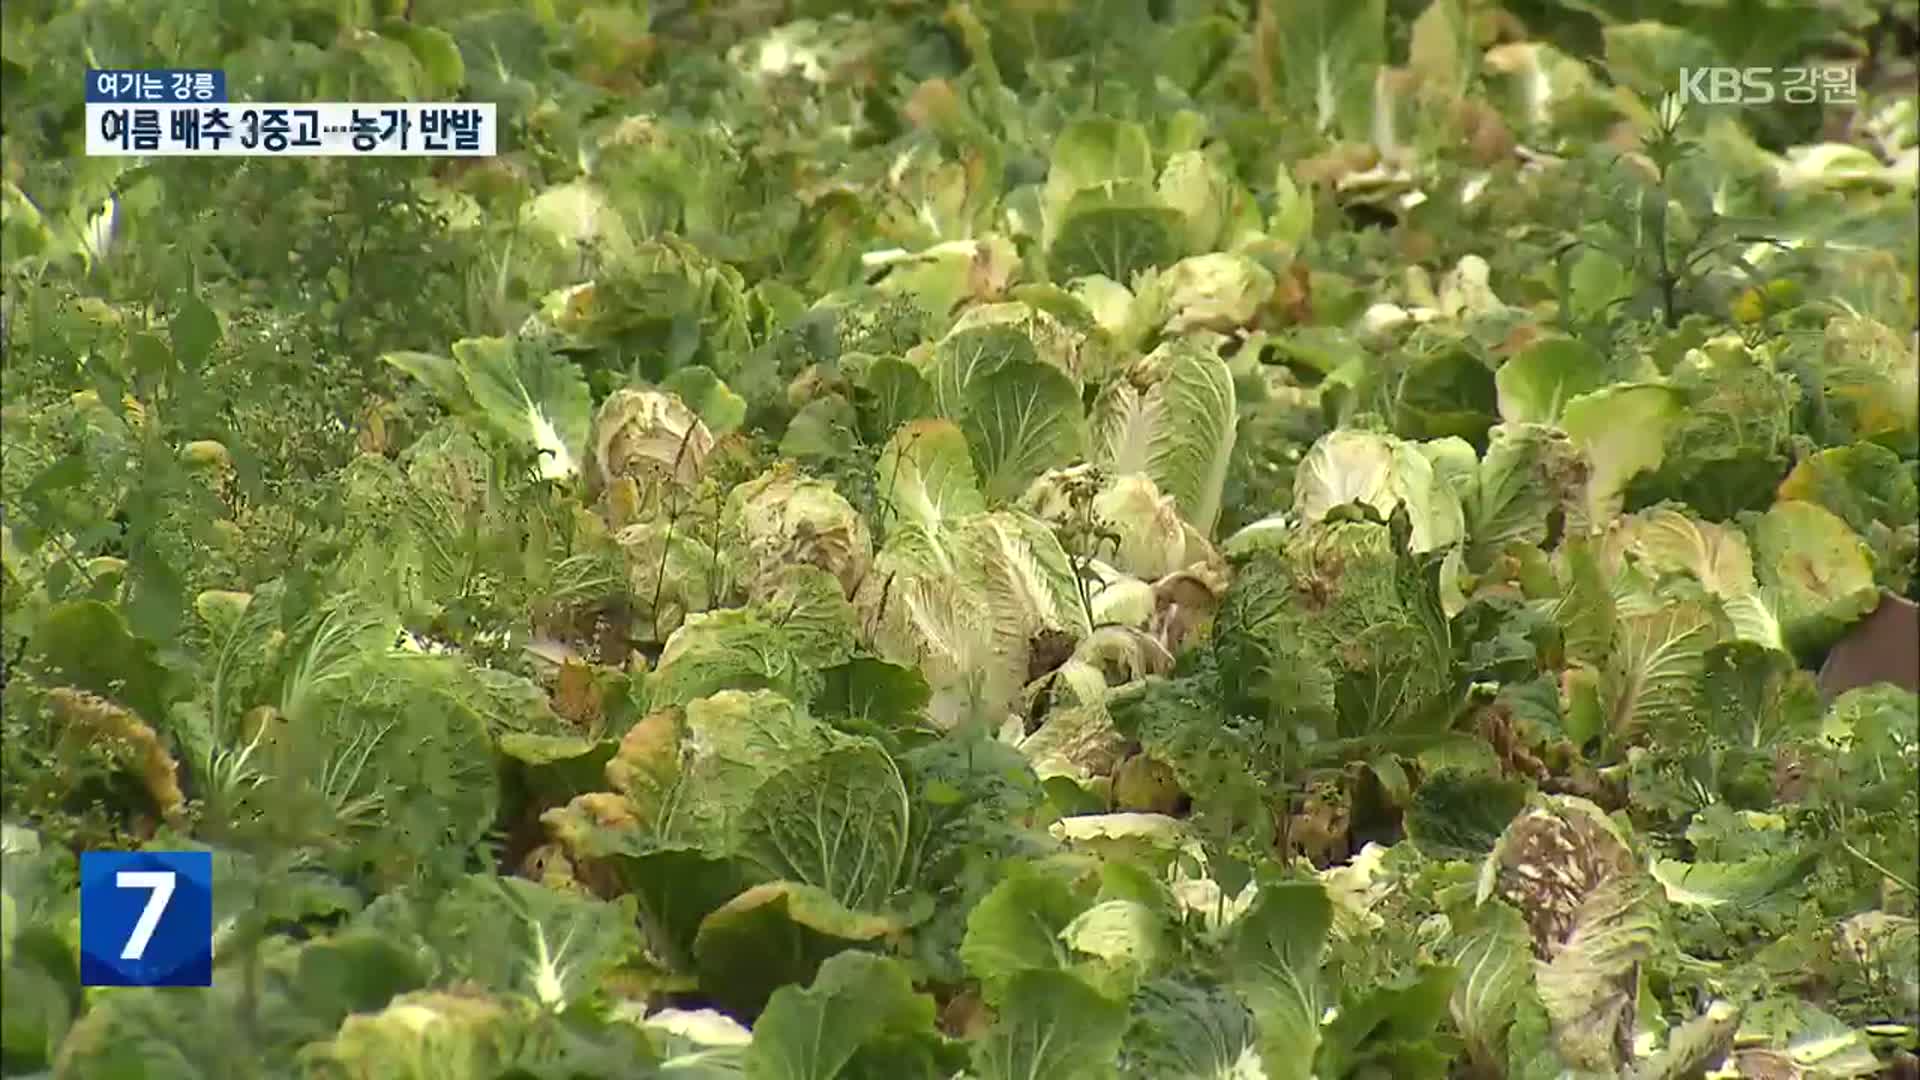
[{"left": 3, "top": 0, "right": 1918, "bottom": 1077}]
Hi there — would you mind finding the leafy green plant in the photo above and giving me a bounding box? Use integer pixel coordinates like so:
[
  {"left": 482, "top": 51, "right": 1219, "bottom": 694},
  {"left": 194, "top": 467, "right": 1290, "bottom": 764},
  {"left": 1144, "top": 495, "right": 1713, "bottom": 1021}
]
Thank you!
[{"left": 1553, "top": 97, "right": 1799, "bottom": 337}]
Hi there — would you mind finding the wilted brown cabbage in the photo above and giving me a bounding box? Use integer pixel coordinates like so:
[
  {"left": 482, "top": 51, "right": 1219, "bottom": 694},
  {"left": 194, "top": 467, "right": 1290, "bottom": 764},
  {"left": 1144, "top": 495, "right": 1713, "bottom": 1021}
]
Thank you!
[{"left": 581, "top": 388, "right": 714, "bottom": 502}]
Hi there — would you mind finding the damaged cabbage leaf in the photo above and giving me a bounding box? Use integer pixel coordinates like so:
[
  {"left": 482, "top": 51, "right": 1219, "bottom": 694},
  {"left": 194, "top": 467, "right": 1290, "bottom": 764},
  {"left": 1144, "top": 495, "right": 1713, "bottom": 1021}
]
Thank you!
[
  {"left": 1157, "top": 150, "right": 1262, "bottom": 257},
  {"left": 648, "top": 606, "right": 832, "bottom": 709},
  {"left": 1604, "top": 507, "right": 1782, "bottom": 651},
  {"left": 875, "top": 418, "right": 989, "bottom": 537},
  {"left": 521, "top": 180, "right": 631, "bottom": 265},
  {"left": 385, "top": 336, "right": 591, "bottom": 483},
  {"left": 1460, "top": 423, "right": 1585, "bottom": 567},
  {"left": 580, "top": 386, "right": 715, "bottom": 504},
  {"left": 1776, "top": 442, "right": 1919, "bottom": 595},
  {"left": 1595, "top": 579, "right": 1723, "bottom": 748},
  {"left": 928, "top": 302, "right": 1090, "bottom": 416},
  {"left": 858, "top": 491, "right": 1089, "bottom": 726},
  {"left": 1158, "top": 254, "right": 1276, "bottom": 335},
  {"left": 298, "top": 986, "right": 654, "bottom": 1078},
  {"left": 610, "top": 690, "right": 841, "bottom": 851},
  {"left": 45, "top": 687, "right": 186, "bottom": 828},
  {"left": 614, "top": 520, "right": 726, "bottom": 640},
  {"left": 723, "top": 466, "right": 874, "bottom": 602},
  {"left": 1560, "top": 384, "right": 1686, "bottom": 532},
  {"left": 1020, "top": 468, "right": 1203, "bottom": 581},
  {"left": 1749, "top": 500, "right": 1880, "bottom": 656},
  {"left": 1481, "top": 796, "right": 1660, "bottom": 1074},
  {"left": 1214, "top": 518, "right": 1457, "bottom": 747},
  {"left": 1289, "top": 429, "right": 1465, "bottom": 555},
  {"left": 1810, "top": 314, "right": 1919, "bottom": 457},
  {"left": 1092, "top": 340, "right": 1239, "bottom": 537},
  {"left": 1627, "top": 337, "right": 1798, "bottom": 519}
]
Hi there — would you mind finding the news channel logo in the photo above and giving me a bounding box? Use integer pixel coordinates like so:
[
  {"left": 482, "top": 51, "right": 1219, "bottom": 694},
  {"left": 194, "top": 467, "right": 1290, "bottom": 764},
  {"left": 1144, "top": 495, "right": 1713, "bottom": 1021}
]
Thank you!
[
  {"left": 79, "top": 851, "right": 213, "bottom": 987},
  {"left": 1676, "top": 66, "right": 1858, "bottom": 107}
]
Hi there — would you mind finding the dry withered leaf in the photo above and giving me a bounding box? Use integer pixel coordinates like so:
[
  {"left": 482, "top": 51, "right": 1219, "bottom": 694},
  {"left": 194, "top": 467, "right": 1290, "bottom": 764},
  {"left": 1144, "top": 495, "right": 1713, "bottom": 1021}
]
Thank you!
[
  {"left": 49, "top": 687, "right": 187, "bottom": 827},
  {"left": 1489, "top": 797, "right": 1656, "bottom": 1072},
  {"left": 1287, "top": 778, "right": 1352, "bottom": 866},
  {"left": 552, "top": 659, "right": 606, "bottom": 730},
  {"left": 1492, "top": 800, "right": 1639, "bottom": 958}
]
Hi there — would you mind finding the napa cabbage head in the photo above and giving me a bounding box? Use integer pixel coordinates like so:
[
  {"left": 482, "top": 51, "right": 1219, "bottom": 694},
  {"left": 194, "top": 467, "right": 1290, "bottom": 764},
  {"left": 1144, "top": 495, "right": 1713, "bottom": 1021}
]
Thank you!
[
  {"left": 1214, "top": 517, "right": 1457, "bottom": 744},
  {"left": 582, "top": 387, "right": 715, "bottom": 503},
  {"left": 1019, "top": 466, "right": 1211, "bottom": 581},
  {"left": 723, "top": 466, "right": 873, "bottom": 602}
]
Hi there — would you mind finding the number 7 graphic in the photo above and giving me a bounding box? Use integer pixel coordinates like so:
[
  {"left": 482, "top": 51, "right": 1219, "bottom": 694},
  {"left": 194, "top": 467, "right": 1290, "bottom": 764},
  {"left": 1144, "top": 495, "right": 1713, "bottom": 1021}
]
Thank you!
[
  {"left": 80, "top": 851, "right": 212, "bottom": 986},
  {"left": 116, "top": 870, "right": 176, "bottom": 960}
]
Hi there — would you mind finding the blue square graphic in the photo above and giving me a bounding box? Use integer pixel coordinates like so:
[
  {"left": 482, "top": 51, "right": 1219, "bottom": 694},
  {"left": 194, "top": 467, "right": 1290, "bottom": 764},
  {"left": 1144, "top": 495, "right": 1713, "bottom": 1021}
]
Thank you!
[{"left": 79, "top": 851, "right": 213, "bottom": 987}]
